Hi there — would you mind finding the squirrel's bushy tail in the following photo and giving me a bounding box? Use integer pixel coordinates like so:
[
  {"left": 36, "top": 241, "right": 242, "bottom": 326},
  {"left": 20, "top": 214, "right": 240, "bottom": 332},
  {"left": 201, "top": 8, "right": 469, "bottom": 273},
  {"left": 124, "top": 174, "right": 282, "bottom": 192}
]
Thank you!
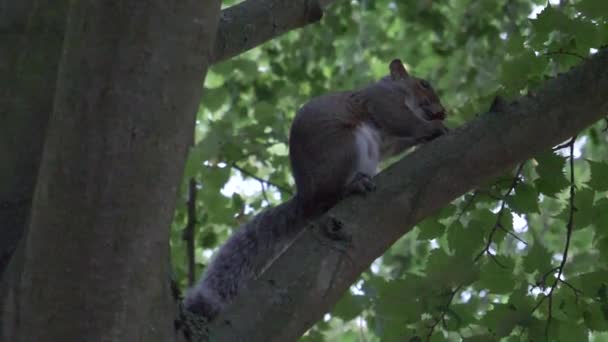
[{"left": 183, "top": 197, "right": 312, "bottom": 320}]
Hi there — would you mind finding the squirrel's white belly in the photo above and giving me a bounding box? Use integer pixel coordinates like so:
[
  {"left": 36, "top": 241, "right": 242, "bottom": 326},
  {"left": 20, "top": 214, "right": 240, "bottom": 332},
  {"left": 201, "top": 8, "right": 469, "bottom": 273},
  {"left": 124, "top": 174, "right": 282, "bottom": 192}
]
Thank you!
[{"left": 354, "top": 123, "right": 381, "bottom": 176}]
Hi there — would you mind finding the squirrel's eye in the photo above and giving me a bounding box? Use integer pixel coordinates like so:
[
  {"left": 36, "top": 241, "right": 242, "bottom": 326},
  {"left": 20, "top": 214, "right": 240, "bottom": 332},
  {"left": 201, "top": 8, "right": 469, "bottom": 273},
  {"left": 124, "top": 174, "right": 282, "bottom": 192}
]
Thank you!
[{"left": 420, "top": 80, "right": 431, "bottom": 89}]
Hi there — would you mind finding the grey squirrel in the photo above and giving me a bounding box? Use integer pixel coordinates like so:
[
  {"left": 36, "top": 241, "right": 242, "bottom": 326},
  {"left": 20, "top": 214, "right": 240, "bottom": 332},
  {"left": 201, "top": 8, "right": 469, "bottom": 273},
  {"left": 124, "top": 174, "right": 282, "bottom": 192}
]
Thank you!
[{"left": 183, "top": 59, "right": 448, "bottom": 320}]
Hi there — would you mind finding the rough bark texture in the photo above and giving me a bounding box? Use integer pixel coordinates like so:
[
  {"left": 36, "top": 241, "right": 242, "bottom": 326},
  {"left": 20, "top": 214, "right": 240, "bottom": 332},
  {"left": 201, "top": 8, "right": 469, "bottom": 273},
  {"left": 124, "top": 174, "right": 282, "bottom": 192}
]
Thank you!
[
  {"left": 210, "top": 0, "right": 326, "bottom": 64},
  {"left": 0, "top": 0, "right": 68, "bottom": 278},
  {"left": 3, "top": 1, "right": 220, "bottom": 341},
  {"left": 203, "top": 49, "right": 608, "bottom": 341},
  {"left": 0, "top": 0, "right": 337, "bottom": 279}
]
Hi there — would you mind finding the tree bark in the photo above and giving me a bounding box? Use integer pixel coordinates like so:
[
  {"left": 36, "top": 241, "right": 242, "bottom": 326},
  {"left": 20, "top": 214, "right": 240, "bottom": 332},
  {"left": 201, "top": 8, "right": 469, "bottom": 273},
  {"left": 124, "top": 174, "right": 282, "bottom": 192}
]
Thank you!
[
  {"left": 0, "top": 0, "right": 338, "bottom": 279},
  {"left": 0, "top": 0, "right": 68, "bottom": 278},
  {"left": 204, "top": 49, "right": 608, "bottom": 341},
  {"left": 3, "top": 1, "right": 220, "bottom": 341},
  {"left": 210, "top": 0, "right": 327, "bottom": 64}
]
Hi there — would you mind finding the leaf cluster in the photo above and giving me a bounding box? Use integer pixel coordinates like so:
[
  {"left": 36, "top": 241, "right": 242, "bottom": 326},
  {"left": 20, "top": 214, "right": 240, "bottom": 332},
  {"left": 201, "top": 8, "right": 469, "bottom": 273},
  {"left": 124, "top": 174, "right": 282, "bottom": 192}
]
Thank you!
[{"left": 171, "top": 0, "right": 608, "bottom": 340}]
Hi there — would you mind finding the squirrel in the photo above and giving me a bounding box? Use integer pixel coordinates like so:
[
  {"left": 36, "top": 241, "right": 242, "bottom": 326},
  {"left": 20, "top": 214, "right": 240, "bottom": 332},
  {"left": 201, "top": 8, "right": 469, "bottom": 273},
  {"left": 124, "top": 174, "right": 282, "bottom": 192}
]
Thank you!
[{"left": 183, "top": 59, "right": 448, "bottom": 320}]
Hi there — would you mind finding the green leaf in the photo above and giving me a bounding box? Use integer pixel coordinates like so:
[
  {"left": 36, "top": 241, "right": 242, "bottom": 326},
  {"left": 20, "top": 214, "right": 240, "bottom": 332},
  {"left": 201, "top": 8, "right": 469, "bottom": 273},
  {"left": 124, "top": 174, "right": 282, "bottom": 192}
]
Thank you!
[
  {"left": 527, "top": 317, "right": 560, "bottom": 341},
  {"left": 183, "top": 146, "right": 204, "bottom": 181},
  {"left": 481, "top": 303, "right": 527, "bottom": 338},
  {"left": 462, "top": 335, "right": 495, "bottom": 342},
  {"left": 252, "top": 101, "right": 277, "bottom": 126},
  {"left": 500, "top": 50, "right": 545, "bottom": 91},
  {"left": 568, "top": 17, "right": 603, "bottom": 49},
  {"left": 531, "top": 5, "right": 566, "bottom": 36},
  {"left": 507, "top": 182, "right": 540, "bottom": 214},
  {"left": 204, "top": 69, "right": 225, "bottom": 88},
  {"left": 448, "top": 221, "right": 485, "bottom": 257},
  {"left": 374, "top": 279, "right": 425, "bottom": 322},
  {"left": 470, "top": 209, "right": 498, "bottom": 235},
  {"left": 593, "top": 198, "right": 608, "bottom": 239},
  {"left": 558, "top": 321, "right": 589, "bottom": 342},
  {"left": 332, "top": 293, "right": 367, "bottom": 321},
  {"left": 446, "top": 304, "right": 477, "bottom": 331},
  {"left": 534, "top": 152, "right": 569, "bottom": 196},
  {"left": 583, "top": 301, "right": 608, "bottom": 332},
  {"left": 523, "top": 239, "right": 553, "bottom": 276},
  {"left": 478, "top": 256, "right": 516, "bottom": 294},
  {"left": 232, "top": 59, "right": 259, "bottom": 80},
  {"left": 417, "top": 218, "right": 446, "bottom": 240},
  {"left": 575, "top": 0, "right": 608, "bottom": 20},
  {"left": 508, "top": 286, "right": 535, "bottom": 313},
  {"left": 499, "top": 208, "right": 514, "bottom": 240},
  {"left": 435, "top": 203, "right": 457, "bottom": 220},
  {"left": 199, "top": 229, "right": 217, "bottom": 248},
  {"left": 197, "top": 130, "right": 224, "bottom": 160},
  {"left": 570, "top": 271, "right": 608, "bottom": 299},
  {"left": 588, "top": 160, "right": 608, "bottom": 192},
  {"left": 231, "top": 193, "right": 245, "bottom": 211},
  {"left": 553, "top": 288, "right": 582, "bottom": 320},
  {"left": 426, "top": 252, "right": 481, "bottom": 289},
  {"left": 201, "top": 86, "right": 229, "bottom": 112},
  {"left": 597, "top": 236, "right": 608, "bottom": 265},
  {"left": 556, "top": 188, "right": 595, "bottom": 231}
]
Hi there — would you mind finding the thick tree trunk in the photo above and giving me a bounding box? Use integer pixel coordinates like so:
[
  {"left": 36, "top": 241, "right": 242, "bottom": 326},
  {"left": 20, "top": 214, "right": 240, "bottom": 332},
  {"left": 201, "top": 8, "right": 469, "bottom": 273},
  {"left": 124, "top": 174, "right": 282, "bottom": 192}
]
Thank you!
[
  {"left": 0, "top": 0, "right": 336, "bottom": 280},
  {"left": 0, "top": 0, "right": 68, "bottom": 278},
  {"left": 2, "top": 1, "right": 220, "bottom": 341}
]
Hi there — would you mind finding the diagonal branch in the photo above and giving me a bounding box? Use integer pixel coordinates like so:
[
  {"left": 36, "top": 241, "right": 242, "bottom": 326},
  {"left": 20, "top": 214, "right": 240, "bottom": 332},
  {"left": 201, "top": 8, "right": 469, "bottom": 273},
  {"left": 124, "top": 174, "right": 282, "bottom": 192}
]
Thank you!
[
  {"left": 211, "top": 0, "right": 335, "bottom": 64},
  {"left": 203, "top": 48, "right": 608, "bottom": 341}
]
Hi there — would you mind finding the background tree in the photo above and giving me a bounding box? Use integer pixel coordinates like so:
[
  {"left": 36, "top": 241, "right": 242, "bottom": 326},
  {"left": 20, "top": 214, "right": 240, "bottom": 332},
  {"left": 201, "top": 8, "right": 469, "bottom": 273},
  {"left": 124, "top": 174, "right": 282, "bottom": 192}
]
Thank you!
[{"left": 2, "top": 0, "right": 608, "bottom": 341}]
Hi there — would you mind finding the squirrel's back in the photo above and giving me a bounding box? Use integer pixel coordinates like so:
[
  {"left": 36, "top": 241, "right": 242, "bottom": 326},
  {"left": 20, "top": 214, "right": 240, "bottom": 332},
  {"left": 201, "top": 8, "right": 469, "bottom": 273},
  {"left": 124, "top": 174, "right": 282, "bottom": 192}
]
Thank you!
[{"left": 183, "top": 59, "right": 448, "bottom": 321}]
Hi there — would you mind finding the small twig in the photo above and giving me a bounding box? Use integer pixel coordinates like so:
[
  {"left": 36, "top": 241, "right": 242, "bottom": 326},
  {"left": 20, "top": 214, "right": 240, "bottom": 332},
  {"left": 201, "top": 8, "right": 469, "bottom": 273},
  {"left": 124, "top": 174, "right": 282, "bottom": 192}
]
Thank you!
[
  {"left": 231, "top": 162, "right": 293, "bottom": 195},
  {"left": 543, "top": 136, "right": 577, "bottom": 339},
  {"left": 474, "top": 163, "right": 527, "bottom": 263},
  {"left": 529, "top": 137, "right": 578, "bottom": 339},
  {"left": 456, "top": 191, "right": 479, "bottom": 221},
  {"left": 537, "top": 266, "right": 560, "bottom": 288},
  {"left": 497, "top": 222, "right": 528, "bottom": 245},
  {"left": 182, "top": 178, "right": 198, "bottom": 286},
  {"left": 559, "top": 279, "right": 583, "bottom": 297},
  {"left": 425, "top": 285, "right": 463, "bottom": 341},
  {"left": 487, "top": 251, "right": 506, "bottom": 268},
  {"left": 603, "top": 117, "right": 608, "bottom": 132},
  {"left": 543, "top": 50, "right": 586, "bottom": 61},
  {"left": 552, "top": 136, "right": 576, "bottom": 151},
  {"left": 455, "top": 189, "right": 502, "bottom": 221},
  {"left": 259, "top": 180, "right": 270, "bottom": 203}
]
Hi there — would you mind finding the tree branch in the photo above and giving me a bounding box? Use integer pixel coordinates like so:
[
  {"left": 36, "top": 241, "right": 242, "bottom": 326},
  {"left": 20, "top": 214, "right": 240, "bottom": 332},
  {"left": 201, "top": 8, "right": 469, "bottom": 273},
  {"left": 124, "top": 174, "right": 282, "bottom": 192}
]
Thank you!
[
  {"left": 230, "top": 162, "right": 293, "bottom": 195},
  {"left": 210, "top": 0, "right": 334, "bottom": 64},
  {"left": 474, "top": 163, "right": 526, "bottom": 264},
  {"left": 203, "top": 48, "right": 608, "bottom": 341},
  {"left": 182, "top": 178, "right": 199, "bottom": 286}
]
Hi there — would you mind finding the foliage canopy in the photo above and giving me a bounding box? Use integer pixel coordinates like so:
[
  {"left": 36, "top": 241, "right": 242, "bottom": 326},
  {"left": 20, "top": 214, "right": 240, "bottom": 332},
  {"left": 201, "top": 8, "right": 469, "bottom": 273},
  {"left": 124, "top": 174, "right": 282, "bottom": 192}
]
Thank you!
[{"left": 171, "top": 0, "right": 608, "bottom": 340}]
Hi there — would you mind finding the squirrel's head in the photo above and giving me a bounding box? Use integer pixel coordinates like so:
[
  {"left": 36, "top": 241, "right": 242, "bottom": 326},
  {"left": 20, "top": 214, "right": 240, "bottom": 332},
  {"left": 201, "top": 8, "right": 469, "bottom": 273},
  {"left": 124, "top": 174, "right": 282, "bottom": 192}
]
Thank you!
[{"left": 389, "top": 59, "right": 446, "bottom": 121}]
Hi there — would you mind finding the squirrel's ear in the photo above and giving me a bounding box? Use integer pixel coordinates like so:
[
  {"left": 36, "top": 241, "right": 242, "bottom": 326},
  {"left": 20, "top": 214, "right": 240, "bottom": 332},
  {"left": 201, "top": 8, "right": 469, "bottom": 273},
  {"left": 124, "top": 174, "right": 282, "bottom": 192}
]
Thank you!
[{"left": 389, "top": 59, "right": 409, "bottom": 80}]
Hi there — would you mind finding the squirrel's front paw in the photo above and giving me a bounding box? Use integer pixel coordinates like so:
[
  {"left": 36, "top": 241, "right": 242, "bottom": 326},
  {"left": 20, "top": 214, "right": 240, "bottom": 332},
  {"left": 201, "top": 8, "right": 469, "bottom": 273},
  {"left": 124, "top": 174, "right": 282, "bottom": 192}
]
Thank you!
[{"left": 345, "top": 172, "right": 376, "bottom": 196}]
